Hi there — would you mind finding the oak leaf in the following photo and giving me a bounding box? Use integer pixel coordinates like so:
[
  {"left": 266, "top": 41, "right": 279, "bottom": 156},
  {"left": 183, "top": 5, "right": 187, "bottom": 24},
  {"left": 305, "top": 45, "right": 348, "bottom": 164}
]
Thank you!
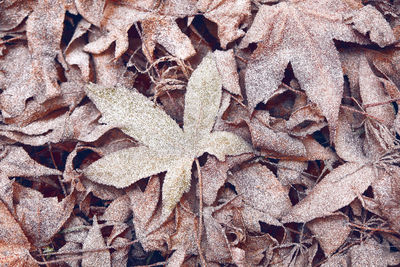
[{"left": 84, "top": 53, "right": 251, "bottom": 218}]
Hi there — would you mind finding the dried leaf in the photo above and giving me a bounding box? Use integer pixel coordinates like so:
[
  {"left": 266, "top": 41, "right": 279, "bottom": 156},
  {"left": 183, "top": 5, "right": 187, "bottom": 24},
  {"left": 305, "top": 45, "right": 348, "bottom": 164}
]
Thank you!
[
  {"left": 229, "top": 163, "right": 291, "bottom": 220},
  {"left": 14, "top": 185, "right": 75, "bottom": 248},
  {"left": 26, "top": 0, "right": 65, "bottom": 102},
  {"left": 84, "top": 0, "right": 197, "bottom": 60},
  {"left": 307, "top": 213, "right": 351, "bottom": 255},
  {"left": 202, "top": 153, "right": 252, "bottom": 205},
  {"left": 282, "top": 162, "right": 376, "bottom": 223},
  {"left": 84, "top": 53, "right": 251, "bottom": 217},
  {"left": 197, "top": 0, "right": 251, "bottom": 48},
  {"left": 346, "top": 5, "right": 396, "bottom": 47},
  {"left": 241, "top": 0, "right": 373, "bottom": 135},
  {"left": 0, "top": 200, "right": 37, "bottom": 267},
  {"left": 82, "top": 217, "right": 111, "bottom": 267},
  {"left": 214, "top": 49, "right": 242, "bottom": 96}
]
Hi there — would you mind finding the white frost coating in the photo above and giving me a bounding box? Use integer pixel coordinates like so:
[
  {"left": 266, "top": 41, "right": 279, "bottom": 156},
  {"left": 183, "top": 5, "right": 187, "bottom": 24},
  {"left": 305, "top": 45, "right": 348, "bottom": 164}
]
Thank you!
[
  {"left": 86, "top": 83, "right": 186, "bottom": 155},
  {"left": 241, "top": 0, "right": 380, "bottom": 138},
  {"left": 199, "top": 131, "right": 252, "bottom": 161},
  {"left": 347, "top": 5, "right": 395, "bottom": 48},
  {"left": 183, "top": 53, "right": 222, "bottom": 146},
  {"left": 84, "top": 52, "right": 252, "bottom": 217},
  {"left": 84, "top": 146, "right": 177, "bottom": 188},
  {"left": 282, "top": 162, "right": 376, "bottom": 223}
]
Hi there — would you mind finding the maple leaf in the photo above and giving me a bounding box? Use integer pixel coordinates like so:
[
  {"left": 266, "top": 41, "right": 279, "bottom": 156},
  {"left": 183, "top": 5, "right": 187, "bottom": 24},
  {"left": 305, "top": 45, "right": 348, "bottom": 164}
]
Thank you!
[
  {"left": 83, "top": 53, "right": 252, "bottom": 218},
  {"left": 241, "top": 0, "right": 394, "bottom": 136}
]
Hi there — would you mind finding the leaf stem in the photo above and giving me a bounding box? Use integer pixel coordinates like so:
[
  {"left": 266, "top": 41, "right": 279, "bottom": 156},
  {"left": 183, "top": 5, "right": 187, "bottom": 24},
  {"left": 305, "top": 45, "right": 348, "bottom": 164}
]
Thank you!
[{"left": 195, "top": 158, "right": 207, "bottom": 267}]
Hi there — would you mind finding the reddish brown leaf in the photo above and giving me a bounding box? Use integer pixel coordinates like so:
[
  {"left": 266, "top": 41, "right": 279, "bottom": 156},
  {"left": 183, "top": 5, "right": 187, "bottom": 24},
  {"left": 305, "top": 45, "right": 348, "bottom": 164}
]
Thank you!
[
  {"left": 282, "top": 162, "right": 376, "bottom": 223},
  {"left": 0, "top": 200, "right": 37, "bottom": 266}
]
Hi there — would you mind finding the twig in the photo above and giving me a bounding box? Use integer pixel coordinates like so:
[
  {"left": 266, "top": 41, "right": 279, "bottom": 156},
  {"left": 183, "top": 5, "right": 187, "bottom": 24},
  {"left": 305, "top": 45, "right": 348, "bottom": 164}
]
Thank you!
[
  {"left": 363, "top": 97, "right": 400, "bottom": 108},
  {"left": 48, "top": 143, "right": 67, "bottom": 196}
]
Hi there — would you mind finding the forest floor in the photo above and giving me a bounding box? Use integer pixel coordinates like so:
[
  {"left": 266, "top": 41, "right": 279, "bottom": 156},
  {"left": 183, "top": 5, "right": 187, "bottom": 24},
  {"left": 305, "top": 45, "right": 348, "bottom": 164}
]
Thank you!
[{"left": 1, "top": 0, "right": 400, "bottom": 266}]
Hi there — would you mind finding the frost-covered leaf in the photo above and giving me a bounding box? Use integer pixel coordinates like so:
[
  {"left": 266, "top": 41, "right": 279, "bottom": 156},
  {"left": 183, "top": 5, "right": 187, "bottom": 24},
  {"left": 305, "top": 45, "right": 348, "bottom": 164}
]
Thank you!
[
  {"left": 85, "top": 84, "right": 185, "bottom": 155},
  {"left": 183, "top": 53, "right": 222, "bottom": 145},
  {"left": 0, "top": 200, "right": 38, "bottom": 267},
  {"left": 241, "top": 0, "right": 382, "bottom": 136},
  {"left": 229, "top": 164, "right": 292, "bottom": 220},
  {"left": 307, "top": 213, "right": 351, "bottom": 255},
  {"left": 197, "top": 0, "right": 251, "bottom": 48},
  {"left": 14, "top": 185, "right": 75, "bottom": 248},
  {"left": 84, "top": 146, "right": 177, "bottom": 188},
  {"left": 199, "top": 131, "right": 252, "bottom": 161},
  {"left": 282, "top": 162, "right": 377, "bottom": 223},
  {"left": 82, "top": 217, "right": 111, "bottom": 267},
  {"left": 346, "top": 5, "right": 396, "bottom": 47},
  {"left": 84, "top": 52, "right": 251, "bottom": 218},
  {"left": 83, "top": 0, "right": 197, "bottom": 60}
]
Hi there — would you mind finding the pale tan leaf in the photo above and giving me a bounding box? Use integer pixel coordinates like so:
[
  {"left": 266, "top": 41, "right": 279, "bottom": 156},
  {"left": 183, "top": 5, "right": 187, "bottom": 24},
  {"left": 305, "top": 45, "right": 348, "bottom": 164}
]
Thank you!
[
  {"left": 199, "top": 131, "right": 252, "bottom": 161},
  {"left": 282, "top": 162, "right": 377, "bottom": 223},
  {"left": 184, "top": 53, "right": 222, "bottom": 145},
  {"left": 161, "top": 158, "right": 193, "bottom": 218},
  {"left": 82, "top": 217, "right": 111, "bottom": 267},
  {"left": 84, "top": 146, "right": 176, "bottom": 188},
  {"left": 85, "top": 84, "right": 185, "bottom": 155},
  {"left": 346, "top": 5, "right": 396, "bottom": 47},
  {"left": 85, "top": 52, "right": 250, "bottom": 220}
]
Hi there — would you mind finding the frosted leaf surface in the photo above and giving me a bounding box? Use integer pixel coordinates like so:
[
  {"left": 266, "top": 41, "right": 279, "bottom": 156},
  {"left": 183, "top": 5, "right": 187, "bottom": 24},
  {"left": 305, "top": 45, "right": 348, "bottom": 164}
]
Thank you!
[
  {"left": 85, "top": 84, "right": 185, "bottom": 155},
  {"left": 282, "top": 162, "right": 376, "bottom": 223},
  {"left": 84, "top": 146, "right": 177, "bottom": 188},
  {"left": 84, "top": 52, "right": 251, "bottom": 218},
  {"left": 198, "top": 0, "right": 251, "bottom": 48},
  {"left": 199, "top": 131, "right": 252, "bottom": 161},
  {"left": 346, "top": 5, "right": 395, "bottom": 47},
  {"left": 241, "top": 0, "right": 372, "bottom": 136},
  {"left": 184, "top": 53, "right": 222, "bottom": 146}
]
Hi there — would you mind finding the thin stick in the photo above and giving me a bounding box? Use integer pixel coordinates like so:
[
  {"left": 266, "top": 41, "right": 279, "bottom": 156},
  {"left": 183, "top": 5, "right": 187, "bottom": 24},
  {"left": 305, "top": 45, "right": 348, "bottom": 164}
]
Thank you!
[
  {"left": 48, "top": 143, "right": 67, "bottom": 196},
  {"left": 363, "top": 97, "right": 400, "bottom": 108},
  {"left": 195, "top": 158, "right": 207, "bottom": 267}
]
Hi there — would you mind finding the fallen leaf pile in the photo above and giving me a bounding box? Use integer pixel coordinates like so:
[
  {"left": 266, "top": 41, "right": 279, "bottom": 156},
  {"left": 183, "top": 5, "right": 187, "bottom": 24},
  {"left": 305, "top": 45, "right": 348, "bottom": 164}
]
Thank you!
[{"left": 1, "top": 0, "right": 400, "bottom": 266}]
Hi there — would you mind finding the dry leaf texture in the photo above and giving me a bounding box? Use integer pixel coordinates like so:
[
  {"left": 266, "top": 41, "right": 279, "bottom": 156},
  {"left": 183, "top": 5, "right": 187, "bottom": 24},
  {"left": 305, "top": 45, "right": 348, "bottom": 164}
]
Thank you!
[
  {"left": 84, "top": 53, "right": 251, "bottom": 217},
  {"left": 241, "top": 0, "right": 394, "bottom": 135}
]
